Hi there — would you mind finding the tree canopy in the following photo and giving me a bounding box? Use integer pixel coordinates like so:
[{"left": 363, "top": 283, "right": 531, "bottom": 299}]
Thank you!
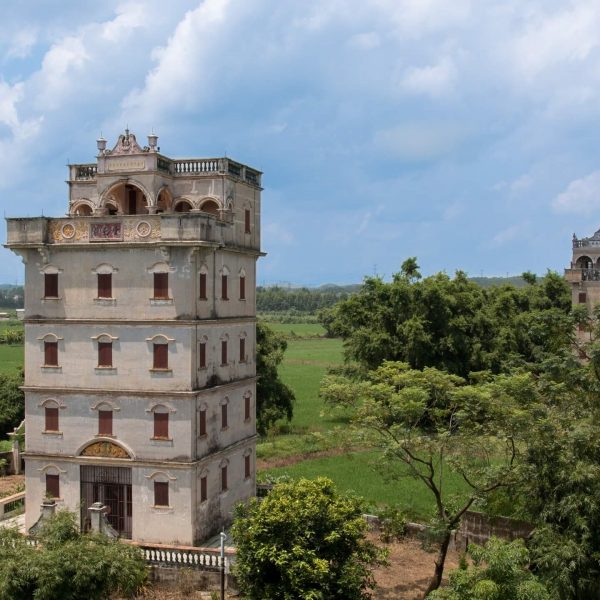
[
  {"left": 320, "top": 265, "right": 572, "bottom": 376},
  {"left": 256, "top": 321, "right": 295, "bottom": 435},
  {"left": 0, "top": 510, "right": 146, "bottom": 599},
  {"left": 0, "top": 370, "right": 24, "bottom": 439},
  {"left": 231, "top": 477, "right": 386, "bottom": 600}
]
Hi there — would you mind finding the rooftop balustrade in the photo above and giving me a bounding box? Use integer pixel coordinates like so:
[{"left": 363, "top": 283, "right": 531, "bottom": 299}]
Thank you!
[{"left": 565, "top": 268, "right": 600, "bottom": 282}]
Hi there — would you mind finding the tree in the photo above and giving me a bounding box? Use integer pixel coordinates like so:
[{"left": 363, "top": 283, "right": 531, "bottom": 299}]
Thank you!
[
  {"left": 231, "top": 477, "right": 386, "bottom": 600},
  {"left": 0, "top": 510, "right": 147, "bottom": 599},
  {"left": 0, "top": 370, "right": 24, "bottom": 438},
  {"left": 256, "top": 321, "right": 295, "bottom": 435},
  {"left": 320, "top": 362, "right": 538, "bottom": 596},
  {"left": 427, "top": 537, "right": 553, "bottom": 599}
]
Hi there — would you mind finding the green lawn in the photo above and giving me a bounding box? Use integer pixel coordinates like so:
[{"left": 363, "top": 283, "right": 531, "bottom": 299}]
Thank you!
[
  {"left": 0, "top": 345, "right": 23, "bottom": 375},
  {"left": 263, "top": 450, "right": 471, "bottom": 521},
  {"left": 267, "top": 322, "right": 327, "bottom": 337}
]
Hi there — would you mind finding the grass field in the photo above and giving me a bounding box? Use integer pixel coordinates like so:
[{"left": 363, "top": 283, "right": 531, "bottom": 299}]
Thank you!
[
  {"left": 267, "top": 322, "right": 327, "bottom": 338},
  {"left": 263, "top": 450, "right": 471, "bottom": 521},
  {"left": 0, "top": 345, "right": 23, "bottom": 375}
]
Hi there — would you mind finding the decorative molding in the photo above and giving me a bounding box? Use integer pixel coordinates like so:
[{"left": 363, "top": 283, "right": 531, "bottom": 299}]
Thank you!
[
  {"left": 37, "top": 247, "right": 50, "bottom": 265},
  {"left": 80, "top": 441, "right": 130, "bottom": 459}
]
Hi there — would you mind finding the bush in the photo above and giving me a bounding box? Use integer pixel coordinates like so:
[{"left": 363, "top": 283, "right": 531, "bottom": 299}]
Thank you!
[{"left": 378, "top": 506, "right": 407, "bottom": 543}]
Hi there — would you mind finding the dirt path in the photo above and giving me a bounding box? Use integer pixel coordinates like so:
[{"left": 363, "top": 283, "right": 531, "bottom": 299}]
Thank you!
[
  {"left": 0, "top": 474, "right": 24, "bottom": 498},
  {"left": 257, "top": 446, "right": 351, "bottom": 470}
]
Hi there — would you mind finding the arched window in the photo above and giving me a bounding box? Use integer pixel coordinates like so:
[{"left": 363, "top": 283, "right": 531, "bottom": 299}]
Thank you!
[
  {"left": 199, "top": 199, "right": 220, "bottom": 216},
  {"left": 174, "top": 199, "right": 193, "bottom": 213}
]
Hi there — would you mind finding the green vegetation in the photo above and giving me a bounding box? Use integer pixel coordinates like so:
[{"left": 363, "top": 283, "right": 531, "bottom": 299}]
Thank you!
[
  {"left": 265, "top": 321, "right": 327, "bottom": 338},
  {"left": 0, "top": 372, "right": 24, "bottom": 438},
  {"left": 0, "top": 510, "right": 146, "bottom": 599},
  {"left": 0, "top": 345, "right": 23, "bottom": 375},
  {"left": 0, "top": 284, "right": 23, "bottom": 309},
  {"left": 263, "top": 450, "right": 470, "bottom": 521},
  {"left": 257, "top": 285, "right": 354, "bottom": 313},
  {"left": 429, "top": 538, "right": 553, "bottom": 599},
  {"left": 232, "top": 477, "right": 386, "bottom": 600}
]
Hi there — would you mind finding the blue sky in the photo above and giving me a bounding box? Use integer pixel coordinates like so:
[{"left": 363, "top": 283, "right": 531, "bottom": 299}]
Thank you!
[{"left": 1, "top": 0, "right": 599, "bottom": 286}]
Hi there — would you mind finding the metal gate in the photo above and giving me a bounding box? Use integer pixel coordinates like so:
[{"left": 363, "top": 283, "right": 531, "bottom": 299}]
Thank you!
[{"left": 80, "top": 465, "right": 132, "bottom": 538}]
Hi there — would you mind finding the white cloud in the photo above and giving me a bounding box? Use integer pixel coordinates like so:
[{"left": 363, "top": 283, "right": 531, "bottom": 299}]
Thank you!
[
  {"left": 6, "top": 28, "right": 38, "bottom": 59},
  {"left": 553, "top": 171, "right": 600, "bottom": 214},
  {"left": 348, "top": 32, "right": 381, "bottom": 50},
  {"left": 490, "top": 224, "right": 521, "bottom": 247},
  {"left": 400, "top": 57, "right": 457, "bottom": 97}
]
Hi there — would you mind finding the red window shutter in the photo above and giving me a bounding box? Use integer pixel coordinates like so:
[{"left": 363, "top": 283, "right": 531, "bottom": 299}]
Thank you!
[
  {"left": 579, "top": 292, "right": 587, "bottom": 303},
  {"left": 245, "top": 396, "right": 250, "bottom": 421},
  {"left": 154, "top": 412, "right": 169, "bottom": 438},
  {"left": 239, "top": 338, "right": 245, "bottom": 362},
  {"left": 199, "top": 273, "right": 207, "bottom": 300},
  {"left": 200, "top": 476, "right": 207, "bottom": 502},
  {"left": 98, "top": 410, "right": 113, "bottom": 435},
  {"left": 221, "top": 404, "right": 228, "bottom": 429},
  {"left": 199, "top": 409, "right": 206, "bottom": 436},
  {"left": 221, "top": 466, "right": 228, "bottom": 491},
  {"left": 45, "top": 407, "right": 59, "bottom": 431},
  {"left": 97, "top": 273, "right": 112, "bottom": 298},
  {"left": 245, "top": 454, "right": 251, "bottom": 479},
  {"left": 98, "top": 342, "right": 112, "bottom": 367},
  {"left": 154, "top": 273, "right": 168, "bottom": 299},
  {"left": 154, "top": 481, "right": 169, "bottom": 506},
  {"left": 240, "top": 276, "right": 246, "bottom": 300},
  {"left": 44, "top": 273, "right": 58, "bottom": 298},
  {"left": 44, "top": 341, "right": 58, "bottom": 366},
  {"left": 153, "top": 344, "right": 168, "bottom": 369},
  {"left": 221, "top": 274, "right": 228, "bottom": 300},
  {"left": 199, "top": 342, "right": 206, "bottom": 368},
  {"left": 244, "top": 209, "right": 251, "bottom": 234},
  {"left": 221, "top": 340, "right": 227, "bottom": 365},
  {"left": 46, "top": 474, "right": 59, "bottom": 498}
]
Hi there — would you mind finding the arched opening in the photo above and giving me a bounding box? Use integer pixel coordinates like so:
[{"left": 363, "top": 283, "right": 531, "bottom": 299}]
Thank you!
[
  {"left": 199, "top": 199, "right": 220, "bottom": 216},
  {"left": 157, "top": 189, "right": 172, "bottom": 213},
  {"left": 103, "top": 182, "right": 150, "bottom": 215},
  {"left": 174, "top": 199, "right": 193, "bottom": 213},
  {"left": 576, "top": 256, "right": 593, "bottom": 269},
  {"left": 73, "top": 203, "right": 92, "bottom": 216}
]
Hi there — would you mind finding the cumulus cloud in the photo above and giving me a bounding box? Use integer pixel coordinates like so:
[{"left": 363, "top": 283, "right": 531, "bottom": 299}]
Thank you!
[
  {"left": 6, "top": 28, "right": 38, "bottom": 60},
  {"left": 400, "top": 57, "right": 457, "bottom": 97},
  {"left": 553, "top": 171, "right": 600, "bottom": 214}
]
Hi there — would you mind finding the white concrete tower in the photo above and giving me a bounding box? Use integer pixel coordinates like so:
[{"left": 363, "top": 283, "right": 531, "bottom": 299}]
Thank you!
[{"left": 5, "top": 130, "right": 263, "bottom": 544}]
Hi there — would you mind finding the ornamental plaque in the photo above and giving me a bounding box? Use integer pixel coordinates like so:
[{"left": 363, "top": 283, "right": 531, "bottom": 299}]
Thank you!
[
  {"left": 106, "top": 159, "right": 146, "bottom": 172},
  {"left": 90, "top": 222, "right": 123, "bottom": 241},
  {"left": 81, "top": 441, "right": 129, "bottom": 459}
]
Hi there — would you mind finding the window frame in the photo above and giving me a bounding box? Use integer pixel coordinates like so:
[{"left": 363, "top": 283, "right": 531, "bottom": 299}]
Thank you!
[
  {"left": 239, "top": 275, "right": 246, "bottom": 300},
  {"left": 46, "top": 473, "right": 60, "bottom": 499},
  {"left": 199, "top": 272, "right": 207, "bottom": 300},
  {"left": 244, "top": 209, "right": 251, "bottom": 234},
  {"left": 97, "top": 273, "right": 112, "bottom": 299},
  {"left": 44, "top": 341, "right": 58, "bottom": 367},
  {"left": 153, "top": 412, "right": 169, "bottom": 439},
  {"left": 221, "top": 340, "right": 228, "bottom": 366},
  {"left": 200, "top": 475, "right": 207, "bottom": 502},
  {"left": 221, "top": 465, "right": 228, "bottom": 492},
  {"left": 221, "top": 274, "right": 228, "bottom": 300},
  {"left": 153, "top": 343, "right": 169, "bottom": 370},
  {"left": 98, "top": 409, "right": 113, "bottom": 436},
  {"left": 153, "top": 272, "right": 169, "bottom": 300},
  {"left": 45, "top": 406, "right": 59, "bottom": 432},
  {"left": 97, "top": 341, "right": 113, "bottom": 368},
  {"left": 44, "top": 273, "right": 59, "bottom": 298},
  {"left": 199, "top": 409, "right": 207, "bottom": 437},
  {"left": 154, "top": 481, "right": 169, "bottom": 507}
]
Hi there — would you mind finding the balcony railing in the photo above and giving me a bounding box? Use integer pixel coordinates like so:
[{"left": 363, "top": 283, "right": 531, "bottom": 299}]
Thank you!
[
  {"left": 0, "top": 491, "right": 25, "bottom": 521},
  {"left": 565, "top": 268, "right": 600, "bottom": 282},
  {"left": 70, "top": 157, "right": 261, "bottom": 186},
  {"left": 574, "top": 239, "right": 600, "bottom": 248}
]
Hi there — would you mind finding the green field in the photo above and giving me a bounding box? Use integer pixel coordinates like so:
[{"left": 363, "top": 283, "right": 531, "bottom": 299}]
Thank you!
[
  {"left": 267, "top": 322, "right": 327, "bottom": 338},
  {"left": 0, "top": 345, "right": 23, "bottom": 375},
  {"left": 264, "top": 450, "right": 471, "bottom": 521}
]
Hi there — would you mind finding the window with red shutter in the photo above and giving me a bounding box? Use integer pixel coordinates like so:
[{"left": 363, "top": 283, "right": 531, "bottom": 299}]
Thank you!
[
  {"left": 245, "top": 396, "right": 250, "bottom": 421},
  {"left": 221, "top": 466, "right": 228, "bottom": 492},
  {"left": 239, "top": 275, "right": 246, "bottom": 300},
  {"left": 200, "top": 476, "right": 207, "bottom": 502},
  {"left": 97, "top": 273, "right": 112, "bottom": 298},
  {"left": 44, "top": 273, "right": 58, "bottom": 298},
  {"left": 45, "top": 407, "right": 59, "bottom": 432},
  {"left": 245, "top": 454, "right": 251, "bottom": 479},
  {"left": 199, "top": 273, "right": 207, "bottom": 300},
  {"left": 199, "top": 342, "right": 206, "bottom": 368},
  {"left": 154, "top": 273, "right": 169, "bottom": 299},
  {"left": 46, "top": 474, "right": 59, "bottom": 498},
  {"left": 153, "top": 343, "right": 169, "bottom": 369},
  {"left": 244, "top": 209, "right": 251, "bottom": 234},
  {"left": 98, "top": 342, "right": 112, "bottom": 367},
  {"left": 199, "top": 409, "right": 207, "bottom": 436},
  {"left": 221, "top": 403, "right": 228, "bottom": 429},
  {"left": 44, "top": 341, "right": 58, "bottom": 366},
  {"left": 154, "top": 481, "right": 169, "bottom": 506},
  {"left": 98, "top": 410, "right": 113, "bottom": 435},
  {"left": 154, "top": 412, "right": 169, "bottom": 439},
  {"left": 221, "top": 340, "right": 227, "bottom": 365},
  {"left": 221, "top": 274, "right": 228, "bottom": 300},
  {"left": 239, "top": 338, "right": 245, "bottom": 363},
  {"left": 579, "top": 292, "right": 587, "bottom": 303}
]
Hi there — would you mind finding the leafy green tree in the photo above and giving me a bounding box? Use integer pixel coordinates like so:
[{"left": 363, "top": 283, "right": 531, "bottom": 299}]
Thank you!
[
  {"left": 231, "top": 477, "right": 386, "bottom": 600},
  {"left": 0, "top": 370, "right": 24, "bottom": 438},
  {"left": 256, "top": 321, "right": 295, "bottom": 435},
  {"left": 0, "top": 510, "right": 147, "bottom": 599},
  {"left": 320, "top": 362, "right": 539, "bottom": 596},
  {"left": 428, "top": 538, "right": 553, "bottom": 599},
  {"left": 322, "top": 264, "right": 571, "bottom": 376}
]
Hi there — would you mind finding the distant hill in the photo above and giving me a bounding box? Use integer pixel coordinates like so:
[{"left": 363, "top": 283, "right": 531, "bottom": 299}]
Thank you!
[{"left": 469, "top": 276, "right": 527, "bottom": 288}]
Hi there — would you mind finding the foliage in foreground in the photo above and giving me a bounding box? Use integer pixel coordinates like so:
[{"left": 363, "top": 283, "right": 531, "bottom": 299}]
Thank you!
[
  {"left": 0, "top": 510, "right": 146, "bottom": 600},
  {"left": 256, "top": 321, "right": 295, "bottom": 435},
  {"left": 428, "top": 537, "right": 553, "bottom": 599},
  {"left": 231, "top": 477, "right": 387, "bottom": 600},
  {"left": 0, "top": 370, "right": 24, "bottom": 439}
]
